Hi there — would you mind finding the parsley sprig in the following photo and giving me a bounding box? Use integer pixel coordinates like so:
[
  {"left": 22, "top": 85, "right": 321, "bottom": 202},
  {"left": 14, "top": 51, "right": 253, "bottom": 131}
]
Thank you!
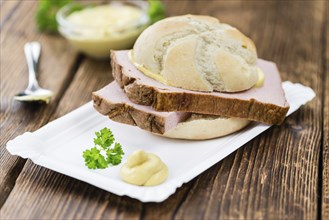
[{"left": 83, "top": 128, "right": 124, "bottom": 169}]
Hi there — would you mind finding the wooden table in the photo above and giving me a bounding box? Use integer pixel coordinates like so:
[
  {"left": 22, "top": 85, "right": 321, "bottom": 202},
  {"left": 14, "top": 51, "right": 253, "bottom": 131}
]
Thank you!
[{"left": 1, "top": 1, "right": 328, "bottom": 219}]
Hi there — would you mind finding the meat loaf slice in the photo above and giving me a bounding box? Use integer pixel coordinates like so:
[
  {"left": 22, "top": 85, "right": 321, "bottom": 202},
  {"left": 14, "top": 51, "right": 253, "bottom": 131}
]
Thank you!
[
  {"left": 111, "top": 50, "right": 289, "bottom": 124},
  {"left": 92, "top": 82, "right": 250, "bottom": 139},
  {"left": 92, "top": 82, "right": 191, "bottom": 135}
]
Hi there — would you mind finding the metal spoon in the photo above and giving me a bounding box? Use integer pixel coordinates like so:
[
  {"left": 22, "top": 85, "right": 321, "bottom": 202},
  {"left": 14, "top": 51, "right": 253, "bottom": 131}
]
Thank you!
[{"left": 14, "top": 42, "right": 53, "bottom": 103}]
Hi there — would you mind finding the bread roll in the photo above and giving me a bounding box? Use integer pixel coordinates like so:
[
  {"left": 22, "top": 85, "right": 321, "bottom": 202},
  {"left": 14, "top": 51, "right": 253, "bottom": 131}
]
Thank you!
[
  {"left": 132, "top": 14, "right": 259, "bottom": 92},
  {"left": 163, "top": 115, "right": 250, "bottom": 140}
]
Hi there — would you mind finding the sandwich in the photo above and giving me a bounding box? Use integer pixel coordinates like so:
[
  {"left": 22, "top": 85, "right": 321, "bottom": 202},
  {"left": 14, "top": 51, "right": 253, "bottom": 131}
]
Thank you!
[{"left": 92, "top": 15, "right": 289, "bottom": 140}]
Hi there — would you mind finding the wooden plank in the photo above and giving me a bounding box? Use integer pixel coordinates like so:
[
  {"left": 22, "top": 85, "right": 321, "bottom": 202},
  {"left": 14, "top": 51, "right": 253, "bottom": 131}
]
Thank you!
[
  {"left": 0, "top": 0, "right": 20, "bottom": 29},
  {"left": 0, "top": 0, "right": 79, "bottom": 207},
  {"left": 0, "top": 6, "right": 197, "bottom": 215},
  {"left": 1, "top": 57, "right": 140, "bottom": 219},
  {"left": 147, "top": 1, "right": 325, "bottom": 219},
  {"left": 1, "top": 0, "right": 326, "bottom": 219},
  {"left": 322, "top": 1, "right": 329, "bottom": 219}
]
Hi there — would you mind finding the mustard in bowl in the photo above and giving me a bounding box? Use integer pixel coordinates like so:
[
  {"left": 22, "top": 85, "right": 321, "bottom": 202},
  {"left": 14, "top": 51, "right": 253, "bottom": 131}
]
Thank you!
[{"left": 56, "top": 1, "right": 150, "bottom": 59}]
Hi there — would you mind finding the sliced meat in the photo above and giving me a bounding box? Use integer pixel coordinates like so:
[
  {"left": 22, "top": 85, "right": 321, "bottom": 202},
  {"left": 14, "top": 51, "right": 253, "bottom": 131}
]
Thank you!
[
  {"left": 111, "top": 50, "right": 289, "bottom": 124},
  {"left": 93, "top": 82, "right": 250, "bottom": 139},
  {"left": 92, "top": 82, "right": 191, "bottom": 134}
]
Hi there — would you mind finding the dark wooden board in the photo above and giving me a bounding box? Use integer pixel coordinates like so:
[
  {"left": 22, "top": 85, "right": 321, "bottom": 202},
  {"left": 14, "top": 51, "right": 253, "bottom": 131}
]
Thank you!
[
  {"left": 0, "top": 1, "right": 79, "bottom": 207},
  {"left": 0, "top": 0, "right": 327, "bottom": 219},
  {"left": 2, "top": 46, "right": 196, "bottom": 217},
  {"left": 322, "top": 2, "right": 329, "bottom": 219},
  {"left": 0, "top": 0, "right": 20, "bottom": 29}
]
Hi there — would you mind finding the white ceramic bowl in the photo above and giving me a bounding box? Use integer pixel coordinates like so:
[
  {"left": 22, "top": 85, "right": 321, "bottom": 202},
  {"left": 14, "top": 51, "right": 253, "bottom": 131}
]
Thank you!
[{"left": 56, "top": 1, "right": 150, "bottom": 59}]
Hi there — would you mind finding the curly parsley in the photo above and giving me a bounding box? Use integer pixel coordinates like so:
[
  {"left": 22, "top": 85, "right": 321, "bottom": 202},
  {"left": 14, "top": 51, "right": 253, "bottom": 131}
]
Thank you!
[{"left": 83, "top": 128, "right": 124, "bottom": 169}]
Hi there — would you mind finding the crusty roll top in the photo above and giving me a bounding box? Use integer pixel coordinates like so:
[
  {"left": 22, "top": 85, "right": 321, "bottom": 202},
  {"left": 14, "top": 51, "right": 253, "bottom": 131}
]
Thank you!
[{"left": 133, "top": 14, "right": 258, "bottom": 92}]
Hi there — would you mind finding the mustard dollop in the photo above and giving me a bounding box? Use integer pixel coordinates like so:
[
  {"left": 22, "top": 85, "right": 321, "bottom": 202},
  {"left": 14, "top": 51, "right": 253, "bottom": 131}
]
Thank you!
[{"left": 120, "top": 150, "right": 169, "bottom": 186}]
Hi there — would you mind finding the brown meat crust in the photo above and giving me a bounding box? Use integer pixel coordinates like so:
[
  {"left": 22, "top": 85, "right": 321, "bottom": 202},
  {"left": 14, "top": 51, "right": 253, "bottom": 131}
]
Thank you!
[
  {"left": 110, "top": 51, "right": 289, "bottom": 125},
  {"left": 92, "top": 92, "right": 166, "bottom": 134}
]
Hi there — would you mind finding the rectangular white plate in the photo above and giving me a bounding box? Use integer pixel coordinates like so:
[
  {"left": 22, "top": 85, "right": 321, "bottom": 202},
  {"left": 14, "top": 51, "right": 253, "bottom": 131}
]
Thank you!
[{"left": 6, "top": 82, "right": 315, "bottom": 202}]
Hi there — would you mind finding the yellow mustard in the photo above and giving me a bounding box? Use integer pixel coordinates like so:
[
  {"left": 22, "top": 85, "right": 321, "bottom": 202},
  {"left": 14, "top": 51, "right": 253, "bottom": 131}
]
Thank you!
[
  {"left": 120, "top": 150, "right": 169, "bottom": 186},
  {"left": 254, "top": 67, "right": 265, "bottom": 88}
]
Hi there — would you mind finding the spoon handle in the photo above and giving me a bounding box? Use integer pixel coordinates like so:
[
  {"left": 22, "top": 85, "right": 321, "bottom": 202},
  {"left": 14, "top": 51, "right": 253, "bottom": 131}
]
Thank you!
[{"left": 24, "top": 42, "right": 41, "bottom": 90}]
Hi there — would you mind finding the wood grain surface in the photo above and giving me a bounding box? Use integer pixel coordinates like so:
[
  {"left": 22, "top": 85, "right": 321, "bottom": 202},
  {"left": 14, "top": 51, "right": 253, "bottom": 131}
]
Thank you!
[
  {"left": 0, "top": 1, "right": 80, "bottom": 207},
  {"left": 0, "top": 0, "right": 20, "bottom": 28},
  {"left": 0, "top": 1, "right": 328, "bottom": 219},
  {"left": 322, "top": 4, "right": 329, "bottom": 219}
]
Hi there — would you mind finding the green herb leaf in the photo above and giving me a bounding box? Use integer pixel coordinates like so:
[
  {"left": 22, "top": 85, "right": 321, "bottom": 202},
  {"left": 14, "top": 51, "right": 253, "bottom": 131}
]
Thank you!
[
  {"left": 93, "top": 127, "right": 114, "bottom": 150},
  {"left": 83, "top": 127, "right": 125, "bottom": 169},
  {"left": 83, "top": 147, "right": 108, "bottom": 169},
  {"left": 36, "top": 0, "right": 72, "bottom": 33},
  {"left": 106, "top": 143, "right": 124, "bottom": 166},
  {"left": 148, "top": 0, "right": 165, "bottom": 24}
]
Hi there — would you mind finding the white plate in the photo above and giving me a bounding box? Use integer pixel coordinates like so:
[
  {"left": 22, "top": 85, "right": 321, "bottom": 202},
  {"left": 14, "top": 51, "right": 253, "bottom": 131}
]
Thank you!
[{"left": 6, "top": 82, "right": 315, "bottom": 202}]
